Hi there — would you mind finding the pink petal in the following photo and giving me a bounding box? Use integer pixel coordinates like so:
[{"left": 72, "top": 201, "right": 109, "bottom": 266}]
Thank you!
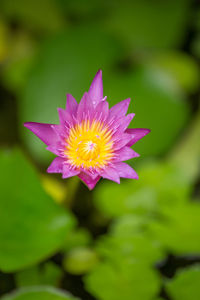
[
  {"left": 24, "top": 122, "right": 58, "bottom": 145},
  {"left": 100, "top": 166, "right": 120, "bottom": 184},
  {"left": 77, "top": 92, "right": 94, "bottom": 122},
  {"left": 113, "top": 133, "right": 133, "bottom": 150},
  {"left": 46, "top": 142, "right": 64, "bottom": 156},
  {"left": 88, "top": 70, "right": 103, "bottom": 106},
  {"left": 62, "top": 165, "right": 80, "bottom": 179},
  {"left": 66, "top": 94, "right": 78, "bottom": 115},
  {"left": 47, "top": 157, "right": 64, "bottom": 173},
  {"left": 114, "top": 162, "right": 138, "bottom": 179},
  {"left": 51, "top": 124, "right": 67, "bottom": 139},
  {"left": 109, "top": 98, "right": 130, "bottom": 119},
  {"left": 95, "top": 100, "right": 109, "bottom": 121},
  {"left": 78, "top": 172, "right": 101, "bottom": 190},
  {"left": 111, "top": 113, "right": 135, "bottom": 137},
  {"left": 126, "top": 128, "right": 151, "bottom": 147},
  {"left": 57, "top": 108, "right": 73, "bottom": 125},
  {"left": 114, "top": 146, "right": 139, "bottom": 162}
]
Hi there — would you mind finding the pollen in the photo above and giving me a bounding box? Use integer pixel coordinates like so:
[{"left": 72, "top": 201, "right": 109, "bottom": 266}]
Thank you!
[{"left": 65, "top": 120, "right": 114, "bottom": 170}]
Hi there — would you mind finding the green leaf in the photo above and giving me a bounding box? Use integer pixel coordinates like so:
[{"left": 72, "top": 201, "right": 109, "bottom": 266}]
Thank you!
[
  {"left": 170, "top": 110, "right": 200, "bottom": 181},
  {"left": 1, "top": 286, "right": 79, "bottom": 300},
  {"left": 63, "top": 247, "right": 98, "bottom": 275},
  {"left": 15, "top": 262, "right": 63, "bottom": 287},
  {"left": 148, "top": 51, "right": 200, "bottom": 93},
  {"left": 0, "top": 148, "right": 75, "bottom": 272},
  {"left": 96, "top": 234, "right": 164, "bottom": 267},
  {"left": 104, "top": 67, "right": 190, "bottom": 157},
  {"left": 0, "top": 0, "right": 65, "bottom": 34},
  {"left": 62, "top": 228, "right": 92, "bottom": 252},
  {"left": 85, "top": 261, "right": 160, "bottom": 300},
  {"left": 149, "top": 203, "right": 200, "bottom": 255},
  {"left": 20, "top": 27, "right": 123, "bottom": 163},
  {"left": 94, "top": 161, "right": 190, "bottom": 218},
  {"left": 104, "top": 0, "right": 191, "bottom": 49},
  {"left": 96, "top": 214, "right": 164, "bottom": 267},
  {"left": 166, "top": 265, "right": 200, "bottom": 300}
]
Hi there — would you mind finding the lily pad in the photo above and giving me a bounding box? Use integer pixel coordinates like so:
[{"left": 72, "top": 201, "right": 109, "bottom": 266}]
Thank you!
[
  {"left": 1, "top": 286, "right": 79, "bottom": 300},
  {"left": 0, "top": 148, "right": 75, "bottom": 272},
  {"left": 166, "top": 265, "right": 200, "bottom": 300}
]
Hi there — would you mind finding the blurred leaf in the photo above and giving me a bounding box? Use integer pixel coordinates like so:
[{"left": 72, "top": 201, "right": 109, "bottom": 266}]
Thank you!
[
  {"left": 0, "top": 19, "right": 9, "bottom": 62},
  {"left": 170, "top": 110, "right": 200, "bottom": 181},
  {"left": 2, "top": 31, "right": 37, "bottom": 92},
  {"left": 20, "top": 27, "right": 124, "bottom": 163},
  {"left": 41, "top": 175, "right": 67, "bottom": 204},
  {"left": 62, "top": 228, "right": 92, "bottom": 252},
  {"left": 105, "top": 67, "right": 190, "bottom": 157},
  {"left": 104, "top": 0, "right": 191, "bottom": 49},
  {"left": 96, "top": 234, "right": 164, "bottom": 267},
  {"left": 96, "top": 213, "right": 164, "bottom": 267},
  {"left": 110, "top": 214, "right": 151, "bottom": 235},
  {"left": 94, "top": 161, "right": 190, "bottom": 218},
  {"left": 58, "top": 0, "right": 103, "bottom": 18},
  {"left": 63, "top": 247, "right": 98, "bottom": 275},
  {"left": 148, "top": 51, "right": 199, "bottom": 93},
  {"left": 150, "top": 203, "right": 200, "bottom": 255},
  {"left": 0, "top": 286, "right": 79, "bottom": 300},
  {"left": 16, "top": 262, "right": 63, "bottom": 287},
  {"left": 0, "top": 0, "right": 65, "bottom": 34},
  {"left": 0, "top": 148, "right": 75, "bottom": 272},
  {"left": 166, "top": 265, "right": 200, "bottom": 300},
  {"left": 191, "top": 34, "right": 200, "bottom": 59},
  {"left": 85, "top": 261, "right": 160, "bottom": 300}
]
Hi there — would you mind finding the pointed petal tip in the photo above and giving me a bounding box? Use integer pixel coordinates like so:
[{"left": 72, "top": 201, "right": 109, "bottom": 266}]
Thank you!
[
  {"left": 24, "top": 122, "right": 33, "bottom": 129},
  {"left": 88, "top": 69, "right": 103, "bottom": 105},
  {"left": 96, "top": 69, "right": 102, "bottom": 76}
]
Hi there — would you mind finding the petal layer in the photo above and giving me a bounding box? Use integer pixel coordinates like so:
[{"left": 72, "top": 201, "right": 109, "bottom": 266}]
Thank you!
[
  {"left": 100, "top": 166, "right": 120, "bottom": 184},
  {"left": 88, "top": 70, "right": 103, "bottom": 106},
  {"left": 114, "top": 162, "right": 138, "bottom": 179},
  {"left": 47, "top": 157, "right": 64, "bottom": 173},
  {"left": 66, "top": 94, "right": 78, "bottom": 115},
  {"left": 126, "top": 128, "right": 151, "bottom": 146},
  {"left": 114, "top": 146, "right": 139, "bottom": 162},
  {"left": 78, "top": 172, "right": 101, "bottom": 190},
  {"left": 62, "top": 165, "right": 80, "bottom": 179},
  {"left": 24, "top": 122, "right": 58, "bottom": 145},
  {"left": 109, "top": 98, "right": 130, "bottom": 119}
]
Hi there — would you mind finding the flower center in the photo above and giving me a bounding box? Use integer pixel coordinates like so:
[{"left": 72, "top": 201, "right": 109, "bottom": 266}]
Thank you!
[
  {"left": 78, "top": 140, "right": 99, "bottom": 161},
  {"left": 65, "top": 120, "right": 114, "bottom": 170}
]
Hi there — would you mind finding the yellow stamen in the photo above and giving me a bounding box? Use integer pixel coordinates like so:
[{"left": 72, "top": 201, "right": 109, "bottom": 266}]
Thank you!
[{"left": 65, "top": 120, "right": 114, "bottom": 169}]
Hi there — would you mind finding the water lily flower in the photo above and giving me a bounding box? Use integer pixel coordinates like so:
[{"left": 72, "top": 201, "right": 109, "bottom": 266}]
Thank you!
[{"left": 24, "top": 70, "right": 150, "bottom": 190}]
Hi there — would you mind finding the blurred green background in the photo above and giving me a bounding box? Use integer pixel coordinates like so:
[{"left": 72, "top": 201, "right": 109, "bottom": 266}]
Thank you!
[{"left": 0, "top": 0, "right": 200, "bottom": 299}]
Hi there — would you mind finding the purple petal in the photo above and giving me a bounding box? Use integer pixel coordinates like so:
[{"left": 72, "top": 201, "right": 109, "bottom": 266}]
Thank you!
[
  {"left": 100, "top": 166, "right": 120, "bottom": 184},
  {"left": 111, "top": 113, "right": 135, "bottom": 137},
  {"left": 114, "top": 146, "right": 139, "bottom": 162},
  {"left": 109, "top": 98, "right": 130, "bottom": 119},
  {"left": 125, "top": 128, "right": 151, "bottom": 146},
  {"left": 77, "top": 92, "right": 94, "bottom": 122},
  {"left": 62, "top": 165, "right": 80, "bottom": 179},
  {"left": 51, "top": 124, "right": 67, "bottom": 139},
  {"left": 78, "top": 172, "right": 101, "bottom": 190},
  {"left": 88, "top": 70, "right": 103, "bottom": 106},
  {"left": 113, "top": 133, "right": 133, "bottom": 150},
  {"left": 66, "top": 94, "right": 78, "bottom": 115},
  {"left": 46, "top": 143, "right": 64, "bottom": 156},
  {"left": 57, "top": 108, "right": 73, "bottom": 125},
  {"left": 47, "top": 157, "right": 64, "bottom": 173},
  {"left": 95, "top": 100, "right": 109, "bottom": 121},
  {"left": 114, "top": 162, "right": 138, "bottom": 179},
  {"left": 24, "top": 122, "right": 58, "bottom": 145}
]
